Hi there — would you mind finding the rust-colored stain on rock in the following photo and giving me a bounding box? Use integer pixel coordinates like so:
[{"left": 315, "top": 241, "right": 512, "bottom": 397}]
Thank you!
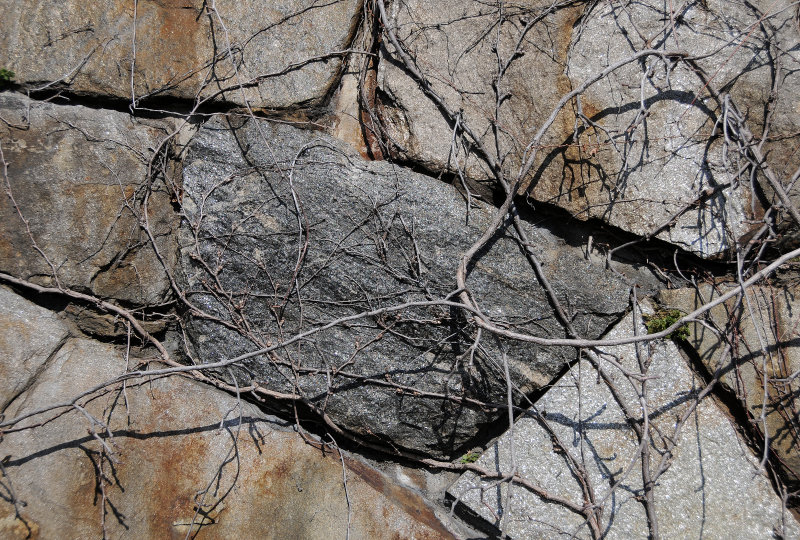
[
  {"left": 145, "top": 435, "right": 213, "bottom": 539},
  {"left": 147, "top": 1, "right": 206, "bottom": 87},
  {"left": 0, "top": 514, "right": 40, "bottom": 540}
]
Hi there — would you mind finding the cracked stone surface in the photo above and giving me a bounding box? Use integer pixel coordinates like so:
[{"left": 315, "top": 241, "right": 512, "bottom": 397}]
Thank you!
[
  {"left": 0, "top": 92, "right": 179, "bottom": 305},
  {"left": 377, "top": 0, "right": 800, "bottom": 258},
  {"left": 661, "top": 283, "right": 800, "bottom": 492},
  {"left": 0, "top": 333, "right": 459, "bottom": 539}
]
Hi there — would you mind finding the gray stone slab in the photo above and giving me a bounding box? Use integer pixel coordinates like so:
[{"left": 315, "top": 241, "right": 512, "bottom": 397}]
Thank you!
[
  {"left": 378, "top": 0, "right": 800, "bottom": 258},
  {"left": 0, "top": 92, "right": 179, "bottom": 305},
  {"left": 0, "top": 335, "right": 458, "bottom": 539},
  {"left": 661, "top": 283, "right": 800, "bottom": 490},
  {"left": 448, "top": 306, "right": 799, "bottom": 538},
  {"left": 177, "top": 115, "right": 650, "bottom": 457}
]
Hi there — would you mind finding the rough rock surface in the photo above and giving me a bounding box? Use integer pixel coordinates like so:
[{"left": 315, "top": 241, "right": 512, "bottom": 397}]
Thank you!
[
  {"left": 376, "top": 0, "right": 580, "bottom": 181},
  {"left": 0, "top": 323, "right": 459, "bottom": 539},
  {"left": 448, "top": 306, "right": 800, "bottom": 538},
  {"left": 0, "top": 93, "right": 178, "bottom": 305},
  {"left": 661, "top": 283, "right": 800, "bottom": 487},
  {"left": 177, "top": 114, "right": 639, "bottom": 457},
  {"left": 0, "top": 0, "right": 360, "bottom": 109},
  {"left": 377, "top": 0, "right": 800, "bottom": 258},
  {"left": 1, "top": 0, "right": 798, "bottom": 534},
  {"left": 0, "top": 286, "right": 70, "bottom": 410}
]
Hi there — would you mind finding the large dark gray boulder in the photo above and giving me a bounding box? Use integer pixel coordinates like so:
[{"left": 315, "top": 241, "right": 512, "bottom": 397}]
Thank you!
[{"left": 178, "top": 115, "right": 640, "bottom": 457}]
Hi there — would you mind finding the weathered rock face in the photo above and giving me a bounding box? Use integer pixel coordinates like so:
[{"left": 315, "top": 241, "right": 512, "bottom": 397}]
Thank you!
[
  {"left": 0, "top": 93, "right": 178, "bottom": 305},
  {"left": 177, "top": 114, "right": 637, "bottom": 457},
  {"left": 1, "top": 0, "right": 799, "bottom": 535},
  {"left": 376, "top": 0, "right": 581, "bottom": 181},
  {"left": 0, "top": 286, "right": 70, "bottom": 410},
  {"left": 448, "top": 306, "right": 800, "bottom": 539},
  {"left": 0, "top": 0, "right": 360, "bottom": 109},
  {"left": 0, "top": 295, "right": 459, "bottom": 539},
  {"left": 377, "top": 0, "right": 800, "bottom": 258},
  {"left": 661, "top": 283, "right": 800, "bottom": 487}
]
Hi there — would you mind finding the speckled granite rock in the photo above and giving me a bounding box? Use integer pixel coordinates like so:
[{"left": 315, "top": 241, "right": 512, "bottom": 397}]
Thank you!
[
  {"left": 661, "top": 283, "right": 800, "bottom": 490},
  {"left": 0, "top": 335, "right": 458, "bottom": 539},
  {"left": 448, "top": 305, "right": 800, "bottom": 538},
  {"left": 177, "top": 114, "right": 649, "bottom": 458},
  {"left": 377, "top": 0, "right": 800, "bottom": 258},
  {"left": 0, "top": 286, "right": 69, "bottom": 410}
]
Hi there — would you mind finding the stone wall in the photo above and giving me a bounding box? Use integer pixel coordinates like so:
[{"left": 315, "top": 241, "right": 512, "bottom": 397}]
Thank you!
[{"left": 1, "top": 0, "right": 799, "bottom": 537}]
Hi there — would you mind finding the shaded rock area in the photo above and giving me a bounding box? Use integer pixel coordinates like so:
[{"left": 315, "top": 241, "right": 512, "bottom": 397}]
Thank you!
[
  {"left": 0, "top": 287, "right": 461, "bottom": 539},
  {"left": 0, "top": 0, "right": 360, "bottom": 109},
  {"left": 177, "top": 114, "right": 643, "bottom": 458},
  {"left": 448, "top": 306, "right": 799, "bottom": 539},
  {"left": 377, "top": 0, "right": 800, "bottom": 258},
  {"left": 0, "top": 93, "right": 179, "bottom": 305},
  {"left": 661, "top": 283, "right": 800, "bottom": 489}
]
